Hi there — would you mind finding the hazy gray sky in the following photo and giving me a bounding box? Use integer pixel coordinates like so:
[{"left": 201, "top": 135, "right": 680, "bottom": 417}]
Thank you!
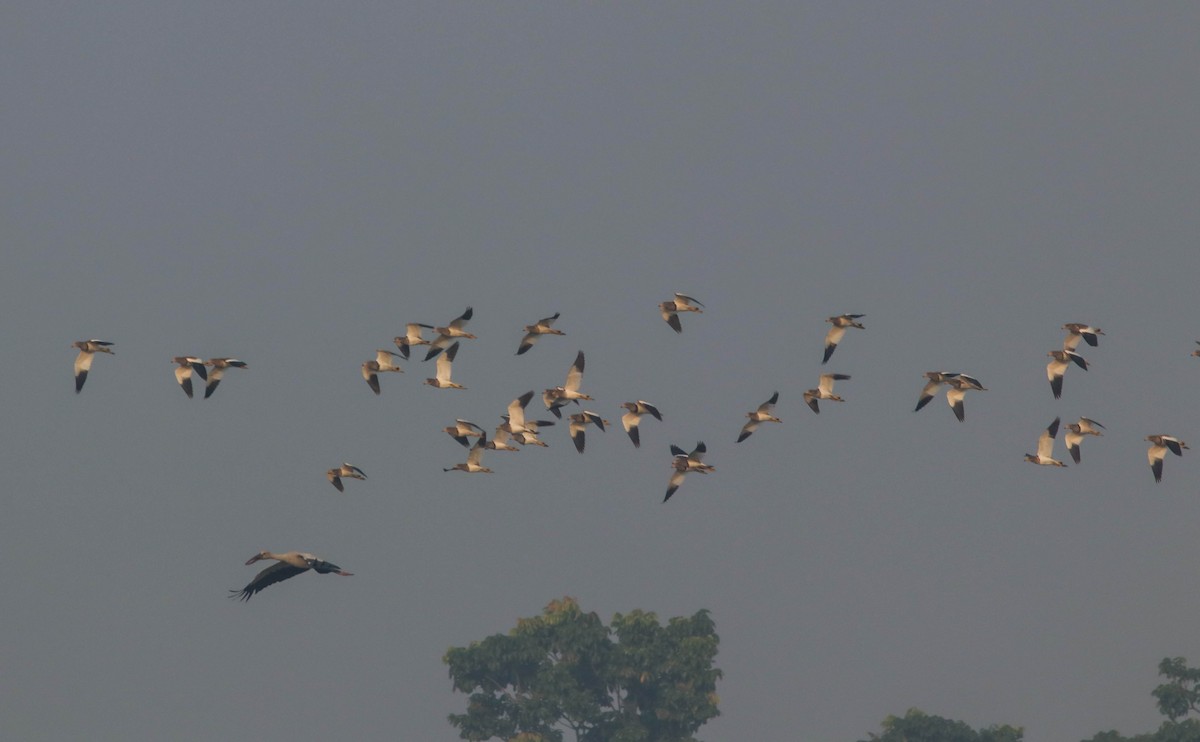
[{"left": 3, "top": 4, "right": 1200, "bottom": 740}]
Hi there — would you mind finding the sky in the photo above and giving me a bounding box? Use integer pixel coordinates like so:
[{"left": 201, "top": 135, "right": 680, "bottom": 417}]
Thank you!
[{"left": 3, "top": 3, "right": 1200, "bottom": 741}]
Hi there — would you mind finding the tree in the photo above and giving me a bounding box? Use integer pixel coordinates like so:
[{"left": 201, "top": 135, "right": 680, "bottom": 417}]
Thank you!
[
  {"left": 857, "top": 708, "right": 1024, "bottom": 742},
  {"left": 443, "top": 597, "right": 722, "bottom": 742},
  {"left": 1081, "top": 657, "right": 1200, "bottom": 742},
  {"left": 1155, "top": 658, "right": 1200, "bottom": 722}
]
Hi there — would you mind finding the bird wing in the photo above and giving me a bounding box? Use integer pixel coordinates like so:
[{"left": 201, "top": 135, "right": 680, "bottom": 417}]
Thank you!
[
  {"left": 563, "top": 351, "right": 585, "bottom": 392},
  {"left": 435, "top": 348, "right": 453, "bottom": 383},
  {"left": 1148, "top": 445, "right": 1165, "bottom": 482},
  {"left": 756, "top": 393, "right": 778, "bottom": 413},
  {"left": 664, "top": 469, "right": 687, "bottom": 502},
  {"left": 327, "top": 471, "right": 344, "bottom": 492},
  {"left": 1162, "top": 437, "right": 1184, "bottom": 457},
  {"left": 231, "top": 561, "right": 308, "bottom": 601},
  {"left": 623, "top": 416, "right": 641, "bottom": 448},
  {"left": 1037, "top": 418, "right": 1060, "bottom": 459},
  {"left": 946, "top": 386, "right": 965, "bottom": 421},
  {"left": 915, "top": 379, "right": 941, "bottom": 412},
  {"left": 570, "top": 420, "right": 587, "bottom": 453},
  {"left": 516, "top": 331, "right": 539, "bottom": 355},
  {"left": 662, "top": 308, "right": 682, "bottom": 333},
  {"left": 737, "top": 420, "right": 758, "bottom": 443},
  {"left": 804, "top": 390, "right": 820, "bottom": 414},
  {"left": 362, "top": 364, "right": 381, "bottom": 395},
  {"left": 822, "top": 326, "right": 846, "bottom": 364},
  {"left": 452, "top": 306, "right": 473, "bottom": 326}
]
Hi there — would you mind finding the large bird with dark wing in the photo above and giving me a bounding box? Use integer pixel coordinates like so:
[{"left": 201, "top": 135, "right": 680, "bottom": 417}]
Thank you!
[{"left": 229, "top": 551, "right": 352, "bottom": 601}]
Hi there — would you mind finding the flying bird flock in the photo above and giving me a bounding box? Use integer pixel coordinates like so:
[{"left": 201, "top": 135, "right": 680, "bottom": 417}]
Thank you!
[{"left": 72, "top": 301, "right": 1194, "bottom": 600}]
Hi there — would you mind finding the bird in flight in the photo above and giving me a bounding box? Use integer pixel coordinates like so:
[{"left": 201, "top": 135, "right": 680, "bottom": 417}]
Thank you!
[
  {"left": 423, "top": 341, "right": 466, "bottom": 390},
  {"left": 620, "top": 400, "right": 663, "bottom": 448},
  {"left": 658, "top": 293, "right": 704, "bottom": 333},
  {"left": 737, "top": 392, "right": 781, "bottom": 442},
  {"left": 230, "top": 551, "right": 352, "bottom": 601},
  {"left": 664, "top": 441, "right": 714, "bottom": 502},
  {"left": 516, "top": 312, "right": 565, "bottom": 355},
  {"left": 72, "top": 339, "right": 115, "bottom": 393},
  {"left": 1064, "top": 417, "right": 1104, "bottom": 464},
  {"left": 804, "top": 374, "right": 850, "bottom": 414},
  {"left": 1046, "top": 350, "right": 1088, "bottom": 399},
  {"left": 203, "top": 358, "right": 248, "bottom": 399},
  {"left": 172, "top": 356, "right": 208, "bottom": 399},
  {"left": 327, "top": 463, "right": 367, "bottom": 492},
  {"left": 822, "top": 314, "right": 865, "bottom": 364},
  {"left": 425, "top": 307, "right": 476, "bottom": 361},
  {"left": 1146, "top": 434, "right": 1189, "bottom": 483}
]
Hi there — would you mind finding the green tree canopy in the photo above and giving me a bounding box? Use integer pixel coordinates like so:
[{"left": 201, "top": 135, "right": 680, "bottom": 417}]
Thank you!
[
  {"left": 1082, "top": 657, "right": 1200, "bottom": 742},
  {"left": 857, "top": 708, "right": 1023, "bottom": 742},
  {"left": 443, "top": 597, "right": 722, "bottom": 742}
]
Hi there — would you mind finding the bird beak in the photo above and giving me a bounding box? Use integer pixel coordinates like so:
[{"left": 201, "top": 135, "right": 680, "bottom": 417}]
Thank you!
[
  {"left": 336, "top": 571, "right": 354, "bottom": 577},
  {"left": 244, "top": 554, "right": 264, "bottom": 565}
]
